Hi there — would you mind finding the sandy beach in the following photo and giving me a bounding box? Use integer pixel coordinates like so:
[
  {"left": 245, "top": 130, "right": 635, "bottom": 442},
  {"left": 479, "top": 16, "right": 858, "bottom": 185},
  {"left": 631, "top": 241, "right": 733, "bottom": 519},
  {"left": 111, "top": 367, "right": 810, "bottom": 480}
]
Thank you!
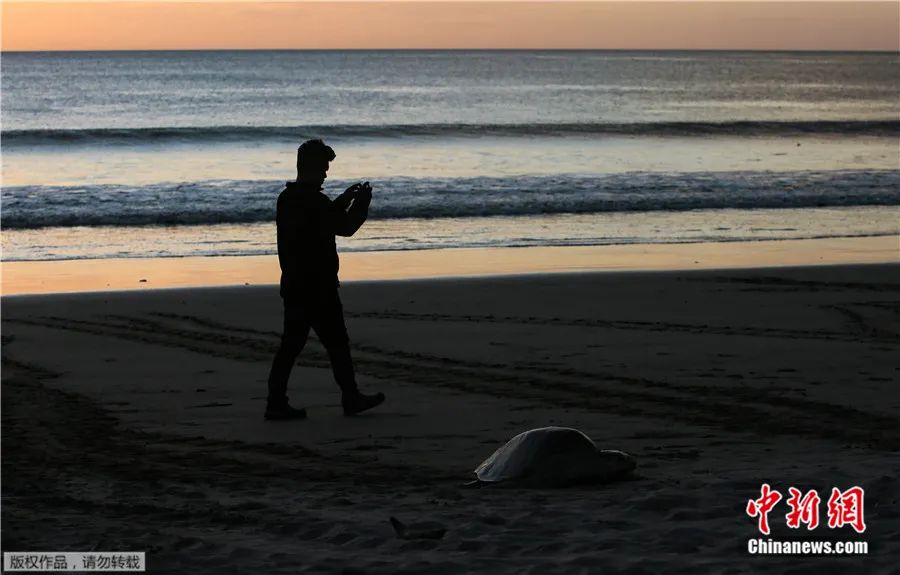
[
  {"left": 4, "top": 11, "right": 899, "bottom": 573},
  {"left": 3, "top": 259, "right": 898, "bottom": 573},
  {"left": 2, "top": 235, "right": 897, "bottom": 296}
]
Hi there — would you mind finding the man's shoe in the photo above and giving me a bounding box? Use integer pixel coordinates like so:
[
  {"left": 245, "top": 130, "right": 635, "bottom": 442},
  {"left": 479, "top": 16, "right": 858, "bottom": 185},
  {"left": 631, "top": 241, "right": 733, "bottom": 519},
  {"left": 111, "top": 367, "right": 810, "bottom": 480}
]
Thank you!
[
  {"left": 342, "top": 391, "right": 385, "bottom": 416},
  {"left": 264, "top": 396, "right": 307, "bottom": 421}
]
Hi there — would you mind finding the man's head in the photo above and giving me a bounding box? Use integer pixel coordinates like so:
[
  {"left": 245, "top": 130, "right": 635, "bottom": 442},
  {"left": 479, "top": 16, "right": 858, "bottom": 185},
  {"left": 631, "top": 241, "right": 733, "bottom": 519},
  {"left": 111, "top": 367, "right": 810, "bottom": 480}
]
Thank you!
[{"left": 296, "top": 138, "right": 336, "bottom": 186}]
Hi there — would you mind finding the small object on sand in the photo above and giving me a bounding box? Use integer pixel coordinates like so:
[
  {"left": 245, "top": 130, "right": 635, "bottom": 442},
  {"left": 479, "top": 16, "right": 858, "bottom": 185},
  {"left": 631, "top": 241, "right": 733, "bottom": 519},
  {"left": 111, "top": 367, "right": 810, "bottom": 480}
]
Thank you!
[
  {"left": 389, "top": 517, "right": 446, "bottom": 540},
  {"left": 470, "top": 426, "right": 636, "bottom": 488},
  {"left": 139, "top": 278, "right": 147, "bottom": 283},
  {"left": 187, "top": 402, "right": 233, "bottom": 409}
]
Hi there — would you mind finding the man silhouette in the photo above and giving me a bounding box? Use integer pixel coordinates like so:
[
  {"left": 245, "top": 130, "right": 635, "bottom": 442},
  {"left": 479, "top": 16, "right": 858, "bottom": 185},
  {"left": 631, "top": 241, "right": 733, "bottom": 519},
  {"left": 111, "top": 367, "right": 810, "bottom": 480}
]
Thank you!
[{"left": 265, "top": 138, "right": 385, "bottom": 420}]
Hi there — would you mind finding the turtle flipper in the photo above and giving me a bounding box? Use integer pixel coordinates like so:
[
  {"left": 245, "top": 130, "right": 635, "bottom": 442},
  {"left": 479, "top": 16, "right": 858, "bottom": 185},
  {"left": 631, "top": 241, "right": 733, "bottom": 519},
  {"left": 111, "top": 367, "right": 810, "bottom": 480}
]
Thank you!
[
  {"left": 389, "top": 516, "right": 446, "bottom": 540},
  {"left": 389, "top": 516, "right": 406, "bottom": 538}
]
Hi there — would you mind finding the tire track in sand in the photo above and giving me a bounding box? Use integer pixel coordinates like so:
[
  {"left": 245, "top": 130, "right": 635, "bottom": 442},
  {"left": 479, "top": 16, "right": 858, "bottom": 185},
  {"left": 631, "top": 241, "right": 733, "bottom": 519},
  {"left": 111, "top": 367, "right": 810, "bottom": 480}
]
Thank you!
[{"left": 6, "top": 311, "right": 898, "bottom": 450}]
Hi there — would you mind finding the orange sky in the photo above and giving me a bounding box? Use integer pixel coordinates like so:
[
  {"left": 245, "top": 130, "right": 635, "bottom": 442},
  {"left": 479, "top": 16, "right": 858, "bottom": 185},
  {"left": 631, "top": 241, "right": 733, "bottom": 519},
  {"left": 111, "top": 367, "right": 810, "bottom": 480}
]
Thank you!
[{"left": 2, "top": 2, "right": 898, "bottom": 52}]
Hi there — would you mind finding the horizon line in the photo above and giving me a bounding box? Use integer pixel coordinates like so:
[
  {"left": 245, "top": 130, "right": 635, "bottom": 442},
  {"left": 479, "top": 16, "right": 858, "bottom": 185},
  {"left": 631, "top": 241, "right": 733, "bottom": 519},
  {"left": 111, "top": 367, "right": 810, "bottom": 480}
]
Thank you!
[{"left": 4, "top": 47, "right": 898, "bottom": 54}]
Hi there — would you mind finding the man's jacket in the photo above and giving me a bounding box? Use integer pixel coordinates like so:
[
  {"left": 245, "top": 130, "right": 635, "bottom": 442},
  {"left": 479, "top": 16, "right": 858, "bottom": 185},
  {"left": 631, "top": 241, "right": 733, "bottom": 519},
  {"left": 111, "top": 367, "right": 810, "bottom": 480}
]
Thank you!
[{"left": 276, "top": 181, "right": 370, "bottom": 300}]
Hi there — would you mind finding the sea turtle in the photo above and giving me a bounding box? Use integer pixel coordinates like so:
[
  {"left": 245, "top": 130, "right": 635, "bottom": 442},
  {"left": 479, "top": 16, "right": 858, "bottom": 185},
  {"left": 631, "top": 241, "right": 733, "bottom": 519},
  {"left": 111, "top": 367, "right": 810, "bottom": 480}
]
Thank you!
[{"left": 470, "top": 426, "right": 636, "bottom": 487}]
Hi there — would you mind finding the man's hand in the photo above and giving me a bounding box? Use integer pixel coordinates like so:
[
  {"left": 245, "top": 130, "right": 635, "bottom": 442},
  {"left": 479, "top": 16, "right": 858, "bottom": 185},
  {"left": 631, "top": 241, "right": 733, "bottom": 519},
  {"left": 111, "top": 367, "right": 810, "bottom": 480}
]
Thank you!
[
  {"left": 334, "top": 183, "right": 361, "bottom": 210},
  {"left": 357, "top": 181, "right": 373, "bottom": 205}
]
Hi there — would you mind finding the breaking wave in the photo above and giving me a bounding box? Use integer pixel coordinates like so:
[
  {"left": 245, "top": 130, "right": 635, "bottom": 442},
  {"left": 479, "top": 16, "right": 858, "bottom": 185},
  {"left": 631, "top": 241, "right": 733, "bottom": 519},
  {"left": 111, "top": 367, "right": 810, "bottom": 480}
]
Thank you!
[{"left": 3, "top": 170, "right": 898, "bottom": 230}]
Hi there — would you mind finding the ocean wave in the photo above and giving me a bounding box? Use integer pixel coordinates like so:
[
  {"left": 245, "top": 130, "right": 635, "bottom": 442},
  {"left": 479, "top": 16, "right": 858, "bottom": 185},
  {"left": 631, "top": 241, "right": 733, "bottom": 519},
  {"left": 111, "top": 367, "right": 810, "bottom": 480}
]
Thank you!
[
  {"left": 4, "top": 232, "right": 897, "bottom": 263},
  {"left": 3, "top": 120, "right": 899, "bottom": 147},
  {"left": 2, "top": 171, "right": 898, "bottom": 230}
]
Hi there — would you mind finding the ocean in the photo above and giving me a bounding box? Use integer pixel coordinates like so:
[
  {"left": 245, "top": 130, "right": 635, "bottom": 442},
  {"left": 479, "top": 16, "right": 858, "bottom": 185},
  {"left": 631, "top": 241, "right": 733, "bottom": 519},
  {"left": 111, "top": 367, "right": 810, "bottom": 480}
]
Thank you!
[{"left": 2, "top": 50, "right": 898, "bottom": 261}]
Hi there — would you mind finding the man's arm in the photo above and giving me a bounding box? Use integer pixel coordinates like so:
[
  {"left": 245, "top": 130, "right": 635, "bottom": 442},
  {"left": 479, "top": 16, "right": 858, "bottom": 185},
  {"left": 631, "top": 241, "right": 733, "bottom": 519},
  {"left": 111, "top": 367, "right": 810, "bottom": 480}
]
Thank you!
[{"left": 332, "top": 186, "right": 371, "bottom": 237}]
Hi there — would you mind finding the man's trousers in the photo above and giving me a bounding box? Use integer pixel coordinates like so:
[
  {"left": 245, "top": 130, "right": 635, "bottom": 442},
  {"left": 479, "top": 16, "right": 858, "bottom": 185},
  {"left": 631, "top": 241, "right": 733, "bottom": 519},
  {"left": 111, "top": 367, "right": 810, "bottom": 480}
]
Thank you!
[{"left": 266, "top": 289, "right": 358, "bottom": 403}]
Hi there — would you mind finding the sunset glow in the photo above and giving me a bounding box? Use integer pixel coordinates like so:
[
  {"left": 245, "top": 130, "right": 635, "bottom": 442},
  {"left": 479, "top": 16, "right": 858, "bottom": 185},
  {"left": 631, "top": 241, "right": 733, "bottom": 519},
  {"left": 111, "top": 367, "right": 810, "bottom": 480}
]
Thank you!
[{"left": 3, "top": 2, "right": 898, "bottom": 52}]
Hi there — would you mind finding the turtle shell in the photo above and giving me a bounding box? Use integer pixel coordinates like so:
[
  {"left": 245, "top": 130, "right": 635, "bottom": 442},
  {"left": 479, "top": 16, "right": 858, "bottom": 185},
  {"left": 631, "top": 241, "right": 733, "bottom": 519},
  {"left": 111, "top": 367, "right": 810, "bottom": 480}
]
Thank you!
[{"left": 474, "top": 426, "right": 633, "bottom": 486}]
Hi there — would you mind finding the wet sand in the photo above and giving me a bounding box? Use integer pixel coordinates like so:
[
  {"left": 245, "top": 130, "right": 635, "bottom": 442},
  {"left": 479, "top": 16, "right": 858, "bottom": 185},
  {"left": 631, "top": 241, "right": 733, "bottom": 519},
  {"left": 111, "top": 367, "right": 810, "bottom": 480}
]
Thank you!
[
  {"left": 2, "top": 235, "right": 897, "bottom": 295},
  {"left": 2, "top": 263, "right": 899, "bottom": 573}
]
